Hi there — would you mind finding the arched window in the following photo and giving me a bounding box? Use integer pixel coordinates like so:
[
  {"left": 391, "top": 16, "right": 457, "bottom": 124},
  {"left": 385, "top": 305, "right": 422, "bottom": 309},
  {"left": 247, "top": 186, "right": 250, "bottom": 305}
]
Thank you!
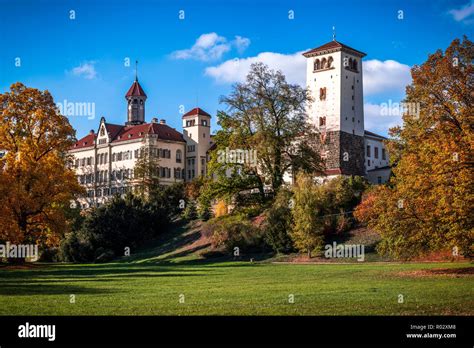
[
  {"left": 352, "top": 60, "right": 358, "bottom": 71},
  {"left": 327, "top": 56, "right": 333, "bottom": 68},
  {"left": 348, "top": 58, "right": 353, "bottom": 69},
  {"left": 314, "top": 59, "right": 320, "bottom": 71},
  {"left": 321, "top": 58, "right": 327, "bottom": 69}
]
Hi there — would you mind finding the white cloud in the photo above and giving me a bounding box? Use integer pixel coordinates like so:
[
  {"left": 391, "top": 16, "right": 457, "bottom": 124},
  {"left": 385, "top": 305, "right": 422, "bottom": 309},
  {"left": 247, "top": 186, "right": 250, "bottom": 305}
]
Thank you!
[
  {"left": 206, "top": 53, "right": 411, "bottom": 97},
  {"left": 171, "top": 33, "right": 251, "bottom": 62},
  {"left": 205, "top": 51, "right": 306, "bottom": 85},
  {"left": 71, "top": 61, "right": 97, "bottom": 80},
  {"left": 233, "top": 36, "right": 251, "bottom": 54},
  {"left": 448, "top": 1, "right": 474, "bottom": 22},
  {"left": 364, "top": 102, "right": 403, "bottom": 136},
  {"left": 363, "top": 59, "right": 411, "bottom": 96}
]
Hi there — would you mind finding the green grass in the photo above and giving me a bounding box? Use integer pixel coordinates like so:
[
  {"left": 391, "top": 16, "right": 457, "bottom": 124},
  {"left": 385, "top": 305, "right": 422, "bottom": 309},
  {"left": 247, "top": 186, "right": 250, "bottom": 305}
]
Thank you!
[{"left": 0, "top": 260, "right": 472, "bottom": 315}]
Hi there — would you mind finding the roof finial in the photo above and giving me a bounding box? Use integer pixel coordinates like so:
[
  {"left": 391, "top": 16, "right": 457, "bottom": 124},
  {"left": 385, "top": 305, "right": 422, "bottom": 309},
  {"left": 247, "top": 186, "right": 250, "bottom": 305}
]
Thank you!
[
  {"left": 135, "top": 60, "right": 138, "bottom": 81},
  {"left": 332, "top": 26, "right": 336, "bottom": 41}
]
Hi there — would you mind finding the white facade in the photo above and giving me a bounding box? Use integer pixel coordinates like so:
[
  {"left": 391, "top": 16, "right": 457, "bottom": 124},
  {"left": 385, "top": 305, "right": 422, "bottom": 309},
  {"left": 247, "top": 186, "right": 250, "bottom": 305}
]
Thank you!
[
  {"left": 69, "top": 79, "right": 212, "bottom": 208},
  {"left": 303, "top": 40, "right": 391, "bottom": 184}
]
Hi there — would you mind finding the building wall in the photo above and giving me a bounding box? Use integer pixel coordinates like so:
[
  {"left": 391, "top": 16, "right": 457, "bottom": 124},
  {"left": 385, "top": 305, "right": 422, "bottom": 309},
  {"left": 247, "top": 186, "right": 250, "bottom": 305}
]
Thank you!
[{"left": 364, "top": 136, "right": 390, "bottom": 172}]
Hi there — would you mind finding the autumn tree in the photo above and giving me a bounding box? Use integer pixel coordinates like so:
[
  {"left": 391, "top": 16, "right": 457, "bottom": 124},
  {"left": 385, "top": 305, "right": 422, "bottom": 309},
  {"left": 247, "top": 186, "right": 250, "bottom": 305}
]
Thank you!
[
  {"left": 0, "top": 83, "right": 84, "bottom": 249},
  {"left": 206, "top": 63, "right": 324, "bottom": 201},
  {"left": 355, "top": 37, "right": 474, "bottom": 259}
]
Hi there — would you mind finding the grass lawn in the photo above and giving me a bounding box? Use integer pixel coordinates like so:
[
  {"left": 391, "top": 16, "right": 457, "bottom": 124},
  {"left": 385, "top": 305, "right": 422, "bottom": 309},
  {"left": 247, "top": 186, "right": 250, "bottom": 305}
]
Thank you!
[{"left": 0, "top": 260, "right": 472, "bottom": 315}]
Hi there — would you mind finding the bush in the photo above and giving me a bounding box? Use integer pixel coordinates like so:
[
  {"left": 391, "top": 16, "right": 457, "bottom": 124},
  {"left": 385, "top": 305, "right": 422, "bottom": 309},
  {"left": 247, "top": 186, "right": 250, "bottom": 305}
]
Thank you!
[
  {"left": 183, "top": 200, "right": 197, "bottom": 220},
  {"left": 202, "top": 214, "right": 265, "bottom": 254},
  {"left": 60, "top": 193, "right": 170, "bottom": 262},
  {"left": 263, "top": 188, "right": 294, "bottom": 254}
]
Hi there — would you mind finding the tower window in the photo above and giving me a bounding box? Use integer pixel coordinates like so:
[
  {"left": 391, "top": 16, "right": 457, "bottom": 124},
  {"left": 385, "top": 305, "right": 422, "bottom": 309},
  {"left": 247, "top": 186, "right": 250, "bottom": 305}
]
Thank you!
[
  {"left": 319, "top": 116, "right": 326, "bottom": 127},
  {"left": 319, "top": 87, "right": 327, "bottom": 101},
  {"left": 366, "top": 145, "right": 371, "bottom": 157},
  {"left": 314, "top": 59, "right": 320, "bottom": 71}
]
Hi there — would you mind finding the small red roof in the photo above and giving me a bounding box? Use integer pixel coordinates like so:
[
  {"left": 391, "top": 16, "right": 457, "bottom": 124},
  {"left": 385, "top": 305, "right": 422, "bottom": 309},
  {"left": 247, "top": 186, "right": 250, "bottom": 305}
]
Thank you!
[
  {"left": 125, "top": 80, "right": 147, "bottom": 98},
  {"left": 182, "top": 107, "right": 211, "bottom": 118},
  {"left": 303, "top": 40, "right": 366, "bottom": 58},
  {"left": 71, "top": 132, "right": 96, "bottom": 149}
]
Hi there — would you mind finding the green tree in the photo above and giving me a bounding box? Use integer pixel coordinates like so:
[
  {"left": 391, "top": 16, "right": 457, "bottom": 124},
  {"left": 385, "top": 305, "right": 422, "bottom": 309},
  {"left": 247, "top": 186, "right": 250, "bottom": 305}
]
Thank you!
[
  {"left": 290, "top": 173, "right": 326, "bottom": 258},
  {"left": 207, "top": 63, "right": 324, "bottom": 202},
  {"left": 133, "top": 146, "right": 160, "bottom": 199}
]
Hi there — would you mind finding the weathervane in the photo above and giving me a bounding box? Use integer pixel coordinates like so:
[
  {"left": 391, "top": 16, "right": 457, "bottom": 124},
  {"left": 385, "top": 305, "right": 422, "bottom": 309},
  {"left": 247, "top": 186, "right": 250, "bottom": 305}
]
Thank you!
[{"left": 332, "top": 26, "right": 336, "bottom": 41}]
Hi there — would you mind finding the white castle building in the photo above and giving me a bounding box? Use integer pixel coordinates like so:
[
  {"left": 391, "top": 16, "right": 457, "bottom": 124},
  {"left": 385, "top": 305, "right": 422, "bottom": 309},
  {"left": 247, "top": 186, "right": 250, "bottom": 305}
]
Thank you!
[
  {"left": 70, "top": 39, "right": 390, "bottom": 207},
  {"left": 69, "top": 77, "right": 213, "bottom": 208}
]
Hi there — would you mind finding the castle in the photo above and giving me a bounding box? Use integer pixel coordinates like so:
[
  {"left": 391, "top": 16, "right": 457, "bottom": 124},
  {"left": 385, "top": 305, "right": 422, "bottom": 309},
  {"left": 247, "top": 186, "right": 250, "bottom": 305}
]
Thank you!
[{"left": 69, "top": 39, "right": 390, "bottom": 208}]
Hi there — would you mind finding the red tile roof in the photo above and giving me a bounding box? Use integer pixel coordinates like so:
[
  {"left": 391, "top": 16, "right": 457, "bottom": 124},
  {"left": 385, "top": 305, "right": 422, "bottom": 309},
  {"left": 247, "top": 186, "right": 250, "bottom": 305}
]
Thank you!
[
  {"left": 303, "top": 40, "right": 366, "bottom": 58},
  {"left": 182, "top": 107, "right": 211, "bottom": 118},
  {"left": 125, "top": 80, "right": 147, "bottom": 98},
  {"left": 71, "top": 133, "right": 96, "bottom": 149},
  {"left": 71, "top": 121, "right": 185, "bottom": 150}
]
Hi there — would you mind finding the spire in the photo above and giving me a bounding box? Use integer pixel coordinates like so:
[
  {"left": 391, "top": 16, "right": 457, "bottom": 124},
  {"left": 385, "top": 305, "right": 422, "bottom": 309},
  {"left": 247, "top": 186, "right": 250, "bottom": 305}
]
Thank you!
[
  {"left": 135, "top": 60, "right": 138, "bottom": 81},
  {"left": 332, "top": 26, "right": 336, "bottom": 41}
]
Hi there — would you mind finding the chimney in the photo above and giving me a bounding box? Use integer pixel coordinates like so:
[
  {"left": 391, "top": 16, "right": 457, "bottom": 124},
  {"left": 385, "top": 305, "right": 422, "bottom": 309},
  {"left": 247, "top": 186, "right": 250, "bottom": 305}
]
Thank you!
[
  {"left": 159, "top": 119, "right": 166, "bottom": 125},
  {"left": 151, "top": 118, "right": 158, "bottom": 123}
]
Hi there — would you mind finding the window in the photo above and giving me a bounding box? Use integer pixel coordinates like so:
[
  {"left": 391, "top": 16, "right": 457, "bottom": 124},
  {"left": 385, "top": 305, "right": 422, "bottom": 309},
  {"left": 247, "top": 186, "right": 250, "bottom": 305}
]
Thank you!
[
  {"left": 319, "top": 116, "right": 326, "bottom": 127},
  {"left": 202, "top": 120, "right": 208, "bottom": 126},
  {"left": 104, "top": 153, "right": 108, "bottom": 164},
  {"left": 87, "top": 157, "right": 92, "bottom": 165},
  {"left": 374, "top": 147, "right": 379, "bottom": 159},
  {"left": 321, "top": 58, "right": 327, "bottom": 69},
  {"left": 327, "top": 56, "right": 333, "bottom": 68},
  {"left": 112, "top": 153, "right": 116, "bottom": 162},
  {"left": 187, "top": 145, "right": 195, "bottom": 152},
  {"left": 314, "top": 59, "right": 320, "bottom": 71},
  {"left": 377, "top": 176, "right": 382, "bottom": 184},
  {"left": 366, "top": 145, "right": 371, "bottom": 157},
  {"left": 117, "top": 152, "right": 122, "bottom": 161},
  {"left": 99, "top": 138, "right": 106, "bottom": 145},
  {"left": 201, "top": 158, "right": 205, "bottom": 166},
  {"left": 382, "top": 148, "right": 386, "bottom": 160},
  {"left": 367, "top": 159, "right": 371, "bottom": 166},
  {"left": 75, "top": 159, "right": 79, "bottom": 168},
  {"left": 319, "top": 87, "right": 326, "bottom": 101},
  {"left": 176, "top": 150, "right": 182, "bottom": 163}
]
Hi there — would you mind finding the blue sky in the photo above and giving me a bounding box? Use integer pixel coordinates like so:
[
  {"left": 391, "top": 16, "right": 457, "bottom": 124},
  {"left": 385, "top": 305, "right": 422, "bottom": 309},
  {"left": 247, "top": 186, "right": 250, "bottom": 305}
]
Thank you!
[{"left": 0, "top": 0, "right": 472, "bottom": 138}]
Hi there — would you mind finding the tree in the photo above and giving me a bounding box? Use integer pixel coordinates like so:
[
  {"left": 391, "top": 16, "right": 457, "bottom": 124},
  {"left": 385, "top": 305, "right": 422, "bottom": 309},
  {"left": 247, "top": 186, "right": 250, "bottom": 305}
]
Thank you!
[
  {"left": 0, "top": 83, "right": 84, "bottom": 249},
  {"left": 290, "top": 173, "right": 326, "bottom": 258},
  {"left": 207, "top": 63, "right": 324, "bottom": 201},
  {"left": 133, "top": 146, "right": 160, "bottom": 198},
  {"left": 355, "top": 37, "right": 474, "bottom": 259},
  {"left": 263, "top": 188, "right": 294, "bottom": 254}
]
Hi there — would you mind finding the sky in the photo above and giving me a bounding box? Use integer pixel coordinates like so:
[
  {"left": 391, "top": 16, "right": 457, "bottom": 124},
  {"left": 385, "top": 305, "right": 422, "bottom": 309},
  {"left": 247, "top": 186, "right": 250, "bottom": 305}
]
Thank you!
[{"left": 0, "top": 0, "right": 472, "bottom": 138}]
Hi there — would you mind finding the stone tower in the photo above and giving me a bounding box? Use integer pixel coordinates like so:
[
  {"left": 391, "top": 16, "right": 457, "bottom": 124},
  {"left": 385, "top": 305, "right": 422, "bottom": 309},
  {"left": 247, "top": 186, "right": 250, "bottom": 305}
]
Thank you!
[{"left": 303, "top": 39, "right": 366, "bottom": 176}]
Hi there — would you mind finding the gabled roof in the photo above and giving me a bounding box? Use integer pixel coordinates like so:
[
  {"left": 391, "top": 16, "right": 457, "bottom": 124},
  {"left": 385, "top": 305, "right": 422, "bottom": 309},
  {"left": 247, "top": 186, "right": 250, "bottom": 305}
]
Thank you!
[
  {"left": 125, "top": 80, "right": 147, "bottom": 98},
  {"left": 364, "top": 130, "right": 387, "bottom": 140},
  {"left": 71, "top": 121, "right": 185, "bottom": 150},
  {"left": 182, "top": 107, "right": 211, "bottom": 118},
  {"left": 303, "top": 40, "right": 366, "bottom": 58}
]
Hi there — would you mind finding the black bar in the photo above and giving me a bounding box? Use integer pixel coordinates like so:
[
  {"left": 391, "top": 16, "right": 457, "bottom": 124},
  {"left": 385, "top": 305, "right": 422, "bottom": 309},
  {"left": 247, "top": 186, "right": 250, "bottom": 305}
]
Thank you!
[{"left": 0, "top": 316, "right": 472, "bottom": 346}]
